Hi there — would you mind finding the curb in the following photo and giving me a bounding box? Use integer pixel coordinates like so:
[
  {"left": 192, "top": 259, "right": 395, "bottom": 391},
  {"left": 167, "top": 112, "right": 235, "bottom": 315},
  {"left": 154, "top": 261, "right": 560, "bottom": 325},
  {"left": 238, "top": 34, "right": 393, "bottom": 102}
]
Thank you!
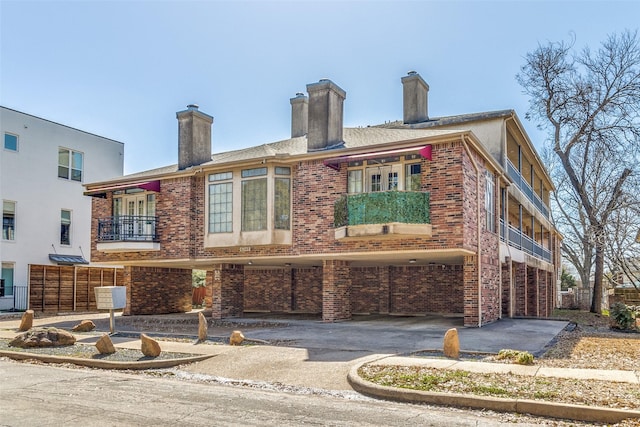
[
  {"left": 347, "top": 363, "right": 640, "bottom": 424},
  {"left": 0, "top": 350, "right": 214, "bottom": 370}
]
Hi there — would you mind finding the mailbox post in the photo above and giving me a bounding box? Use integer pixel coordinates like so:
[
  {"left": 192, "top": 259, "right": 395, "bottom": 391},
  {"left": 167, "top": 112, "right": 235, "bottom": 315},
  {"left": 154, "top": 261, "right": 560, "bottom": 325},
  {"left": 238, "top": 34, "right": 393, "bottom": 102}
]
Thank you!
[{"left": 95, "top": 286, "right": 127, "bottom": 334}]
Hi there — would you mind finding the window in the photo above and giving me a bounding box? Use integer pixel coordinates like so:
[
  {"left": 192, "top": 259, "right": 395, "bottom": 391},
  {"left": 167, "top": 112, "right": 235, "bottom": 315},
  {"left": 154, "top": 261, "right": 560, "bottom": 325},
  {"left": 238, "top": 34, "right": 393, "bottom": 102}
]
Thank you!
[
  {"left": 485, "top": 171, "right": 496, "bottom": 232},
  {"left": 348, "top": 170, "right": 363, "bottom": 194},
  {"left": 209, "top": 172, "right": 233, "bottom": 233},
  {"left": 4, "top": 133, "right": 18, "bottom": 151},
  {"left": 274, "top": 177, "right": 291, "bottom": 230},
  {"left": 2, "top": 201, "right": 15, "bottom": 241},
  {"left": 405, "top": 163, "right": 421, "bottom": 191},
  {"left": 242, "top": 174, "right": 267, "bottom": 231},
  {"left": 208, "top": 168, "right": 292, "bottom": 235},
  {"left": 348, "top": 155, "right": 422, "bottom": 194},
  {"left": 1, "top": 263, "right": 14, "bottom": 297},
  {"left": 58, "top": 148, "right": 83, "bottom": 181},
  {"left": 60, "top": 210, "right": 71, "bottom": 245}
]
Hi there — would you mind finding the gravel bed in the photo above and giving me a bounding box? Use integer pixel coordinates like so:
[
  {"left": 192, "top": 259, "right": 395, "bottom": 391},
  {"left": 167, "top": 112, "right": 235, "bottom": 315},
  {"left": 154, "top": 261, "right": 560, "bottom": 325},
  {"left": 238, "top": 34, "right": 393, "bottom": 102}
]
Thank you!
[{"left": 0, "top": 339, "right": 199, "bottom": 362}]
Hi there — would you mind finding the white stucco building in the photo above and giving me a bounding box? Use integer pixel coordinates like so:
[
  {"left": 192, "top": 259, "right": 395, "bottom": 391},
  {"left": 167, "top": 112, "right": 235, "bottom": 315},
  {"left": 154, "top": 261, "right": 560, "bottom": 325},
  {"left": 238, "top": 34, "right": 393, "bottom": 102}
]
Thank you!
[{"left": 1, "top": 106, "right": 123, "bottom": 310}]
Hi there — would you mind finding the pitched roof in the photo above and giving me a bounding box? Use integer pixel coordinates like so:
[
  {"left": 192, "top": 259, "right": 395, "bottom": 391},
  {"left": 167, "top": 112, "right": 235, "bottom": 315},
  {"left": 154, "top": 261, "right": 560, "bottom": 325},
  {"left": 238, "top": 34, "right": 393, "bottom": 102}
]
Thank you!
[
  {"left": 97, "top": 127, "right": 466, "bottom": 183},
  {"left": 88, "top": 110, "right": 515, "bottom": 185}
]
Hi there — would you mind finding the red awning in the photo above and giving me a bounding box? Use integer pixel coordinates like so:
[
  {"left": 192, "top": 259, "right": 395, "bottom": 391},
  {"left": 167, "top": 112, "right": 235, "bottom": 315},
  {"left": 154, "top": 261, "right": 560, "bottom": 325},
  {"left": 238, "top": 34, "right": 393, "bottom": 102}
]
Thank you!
[
  {"left": 323, "top": 145, "right": 432, "bottom": 170},
  {"left": 84, "top": 180, "right": 161, "bottom": 197}
]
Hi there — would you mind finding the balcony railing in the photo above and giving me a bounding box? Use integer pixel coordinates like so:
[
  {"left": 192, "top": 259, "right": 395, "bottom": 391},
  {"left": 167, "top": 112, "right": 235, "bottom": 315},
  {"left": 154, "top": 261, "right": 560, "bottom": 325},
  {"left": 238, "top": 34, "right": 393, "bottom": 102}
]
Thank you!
[
  {"left": 500, "top": 219, "right": 551, "bottom": 262},
  {"left": 506, "top": 160, "right": 549, "bottom": 218},
  {"left": 335, "top": 191, "right": 430, "bottom": 228},
  {"left": 97, "top": 216, "right": 158, "bottom": 242}
]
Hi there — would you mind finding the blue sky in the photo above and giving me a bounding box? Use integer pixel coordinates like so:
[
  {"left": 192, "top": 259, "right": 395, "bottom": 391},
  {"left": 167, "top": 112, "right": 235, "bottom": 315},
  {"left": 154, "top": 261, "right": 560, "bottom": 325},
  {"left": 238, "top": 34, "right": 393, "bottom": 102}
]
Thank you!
[{"left": 2, "top": 1, "right": 639, "bottom": 175}]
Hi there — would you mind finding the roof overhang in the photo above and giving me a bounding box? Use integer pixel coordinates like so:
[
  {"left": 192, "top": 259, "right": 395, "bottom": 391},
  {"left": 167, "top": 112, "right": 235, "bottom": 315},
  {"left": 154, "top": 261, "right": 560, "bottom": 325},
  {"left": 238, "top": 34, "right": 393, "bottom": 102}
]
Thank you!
[
  {"left": 323, "top": 145, "right": 432, "bottom": 170},
  {"left": 84, "top": 180, "right": 161, "bottom": 198},
  {"left": 49, "top": 254, "right": 89, "bottom": 265}
]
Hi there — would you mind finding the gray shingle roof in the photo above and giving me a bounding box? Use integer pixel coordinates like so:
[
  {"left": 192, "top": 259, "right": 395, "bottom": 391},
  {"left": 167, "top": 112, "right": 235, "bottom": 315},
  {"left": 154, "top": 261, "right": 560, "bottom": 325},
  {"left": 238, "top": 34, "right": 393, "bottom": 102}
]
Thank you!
[{"left": 93, "top": 110, "right": 511, "bottom": 184}]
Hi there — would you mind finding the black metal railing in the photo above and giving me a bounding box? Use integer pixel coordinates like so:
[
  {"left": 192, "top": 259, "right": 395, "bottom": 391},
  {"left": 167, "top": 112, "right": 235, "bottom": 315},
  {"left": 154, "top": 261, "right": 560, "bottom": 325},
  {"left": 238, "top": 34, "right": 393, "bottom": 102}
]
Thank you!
[
  {"left": 97, "top": 216, "right": 158, "bottom": 242},
  {"left": 506, "top": 160, "right": 550, "bottom": 218},
  {"left": 500, "top": 219, "right": 552, "bottom": 262}
]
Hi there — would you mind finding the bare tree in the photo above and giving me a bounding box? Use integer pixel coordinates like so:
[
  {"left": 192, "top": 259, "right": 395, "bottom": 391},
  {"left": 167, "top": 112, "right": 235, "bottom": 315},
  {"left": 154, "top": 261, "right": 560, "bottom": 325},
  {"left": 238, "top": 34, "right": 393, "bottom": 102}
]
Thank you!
[
  {"left": 517, "top": 30, "right": 640, "bottom": 313},
  {"left": 605, "top": 190, "right": 640, "bottom": 292}
]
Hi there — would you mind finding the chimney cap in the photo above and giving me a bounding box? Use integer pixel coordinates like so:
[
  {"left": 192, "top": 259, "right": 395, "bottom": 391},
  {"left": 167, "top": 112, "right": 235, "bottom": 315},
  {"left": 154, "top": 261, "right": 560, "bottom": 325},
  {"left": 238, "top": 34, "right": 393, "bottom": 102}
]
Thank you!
[
  {"left": 407, "top": 70, "right": 417, "bottom": 76},
  {"left": 187, "top": 104, "right": 199, "bottom": 110},
  {"left": 295, "top": 92, "right": 305, "bottom": 97}
]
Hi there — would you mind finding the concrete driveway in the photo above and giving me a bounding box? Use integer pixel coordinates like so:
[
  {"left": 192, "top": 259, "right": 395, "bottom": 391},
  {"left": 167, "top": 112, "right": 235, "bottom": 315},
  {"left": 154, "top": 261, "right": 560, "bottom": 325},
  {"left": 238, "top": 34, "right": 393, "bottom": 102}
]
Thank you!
[{"left": 238, "top": 315, "right": 568, "bottom": 360}]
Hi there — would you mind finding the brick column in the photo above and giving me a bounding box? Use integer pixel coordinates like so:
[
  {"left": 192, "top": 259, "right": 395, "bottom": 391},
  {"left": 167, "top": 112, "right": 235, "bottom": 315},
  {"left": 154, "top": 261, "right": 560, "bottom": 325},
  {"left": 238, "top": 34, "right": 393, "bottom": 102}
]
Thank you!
[
  {"left": 527, "top": 267, "right": 539, "bottom": 317},
  {"left": 211, "top": 263, "right": 244, "bottom": 319},
  {"left": 205, "top": 270, "right": 214, "bottom": 309},
  {"left": 514, "top": 262, "right": 527, "bottom": 316},
  {"left": 322, "top": 259, "right": 351, "bottom": 322},
  {"left": 463, "top": 255, "right": 478, "bottom": 327},
  {"left": 378, "top": 266, "right": 390, "bottom": 314},
  {"left": 538, "top": 269, "right": 548, "bottom": 317},
  {"left": 501, "top": 259, "right": 512, "bottom": 317}
]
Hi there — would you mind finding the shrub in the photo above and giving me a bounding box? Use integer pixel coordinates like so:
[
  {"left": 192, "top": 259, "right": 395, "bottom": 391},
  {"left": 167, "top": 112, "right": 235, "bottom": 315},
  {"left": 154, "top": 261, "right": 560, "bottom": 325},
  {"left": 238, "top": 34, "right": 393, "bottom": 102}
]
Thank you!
[
  {"left": 496, "top": 349, "right": 534, "bottom": 365},
  {"left": 610, "top": 302, "right": 637, "bottom": 330}
]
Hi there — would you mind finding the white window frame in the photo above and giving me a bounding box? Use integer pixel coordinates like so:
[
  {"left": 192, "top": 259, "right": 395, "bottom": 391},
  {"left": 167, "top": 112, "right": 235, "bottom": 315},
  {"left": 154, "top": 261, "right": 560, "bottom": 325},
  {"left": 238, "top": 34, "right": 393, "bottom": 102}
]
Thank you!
[
  {"left": 1, "top": 262, "right": 14, "bottom": 297},
  {"left": 61, "top": 209, "right": 72, "bottom": 246},
  {"left": 2, "top": 200, "right": 16, "bottom": 241},
  {"left": 347, "top": 155, "right": 422, "bottom": 194},
  {"left": 58, "top": 147, "right": 84, "bottom": 182}
]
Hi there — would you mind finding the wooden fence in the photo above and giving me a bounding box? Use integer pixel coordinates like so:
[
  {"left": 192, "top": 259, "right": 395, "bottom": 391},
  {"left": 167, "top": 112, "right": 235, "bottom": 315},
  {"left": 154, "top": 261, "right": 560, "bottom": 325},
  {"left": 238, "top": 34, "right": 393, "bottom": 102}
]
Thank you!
[{"left": 28, "top": 265, "right": 124, "bottom": 313}]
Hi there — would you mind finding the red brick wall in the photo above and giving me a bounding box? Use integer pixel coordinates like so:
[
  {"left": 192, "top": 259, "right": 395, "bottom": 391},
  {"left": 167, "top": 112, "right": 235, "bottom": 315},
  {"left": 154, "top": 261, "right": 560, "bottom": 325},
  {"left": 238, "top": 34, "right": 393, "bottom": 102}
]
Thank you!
[
  {"left": 292, "top": 268, "right": 323, "bottom": 312},
  {"left": 389, "top": 265, "right": 463, "bottom": 314},
  {"left": 244, "top": 268, "right": 291, "bottom": 312},
  {"left": 123, "top": 266, "right": 191, "bottom": 315},
  {"left": 351, "top": 267, "right": 384, "bottom": 314}
]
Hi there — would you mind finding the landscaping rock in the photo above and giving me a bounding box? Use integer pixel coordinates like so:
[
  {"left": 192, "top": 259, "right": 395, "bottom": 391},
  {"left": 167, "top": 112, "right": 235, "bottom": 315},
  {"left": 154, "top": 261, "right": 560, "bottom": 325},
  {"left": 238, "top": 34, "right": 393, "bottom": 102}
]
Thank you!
[
  {"left": 17, "top": 310, "right": 34, "bottom": 332},
  {"left": 198, "top": 312, "right": 208, "bottom": 342},
  {"left": 95, "top": 334, "right": 116, "bottom": 354},
  {"left": 9, "top": 327, "right": 76, "bottom": 348},
  {"left": 72, "top": 319, "right": 96, "bottom": 332},
  {"left": 140, "top": 333, "right": 161, "bottom": 357},
  {"left": 443, "top": 327, "right": 460, "bottom": 359},
  {"left": 229, "top": 330, "right": 244, "bottom": 346}
]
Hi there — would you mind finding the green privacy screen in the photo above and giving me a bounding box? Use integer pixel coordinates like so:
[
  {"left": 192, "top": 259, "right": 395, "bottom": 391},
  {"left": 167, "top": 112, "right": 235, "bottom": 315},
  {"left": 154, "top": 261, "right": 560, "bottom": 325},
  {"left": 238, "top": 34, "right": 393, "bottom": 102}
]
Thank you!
[{"left": 334, "top": 192, "right": 430, "bottom": 228}]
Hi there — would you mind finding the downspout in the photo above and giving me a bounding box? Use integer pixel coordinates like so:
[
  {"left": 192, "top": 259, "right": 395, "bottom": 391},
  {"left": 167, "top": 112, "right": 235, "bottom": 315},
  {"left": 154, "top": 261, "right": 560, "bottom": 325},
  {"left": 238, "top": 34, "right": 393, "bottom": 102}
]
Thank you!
[{"left": 462, "top": 136, "right": 482, "bottom": 327}]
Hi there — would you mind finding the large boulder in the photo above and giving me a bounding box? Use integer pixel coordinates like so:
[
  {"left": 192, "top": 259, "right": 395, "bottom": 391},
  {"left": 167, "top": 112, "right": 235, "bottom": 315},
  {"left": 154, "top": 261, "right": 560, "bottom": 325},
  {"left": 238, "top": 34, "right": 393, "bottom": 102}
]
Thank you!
[
  {"left": 72, "top": 320, "right": 96, "bottom": 332},
  {"left": 17, "top": 310, "right": 34, "bottom": 332},
  {"left": 9, "top": 327, "right": 76, "bottom": 348},
  {"left": 443, "top": 327, "right": 460, "bottom": 359},
  {"left": 95, "top": 334, "right": 116, "bottom": 354},
  {"left": 140, "top": 333, "right": 161, "bottom": 357},
  {"left": 229, "top": 330, "right": 245, "bottom": 346},
  {"left": 197, "top": 312, "right": 208, "bottom": 342}
]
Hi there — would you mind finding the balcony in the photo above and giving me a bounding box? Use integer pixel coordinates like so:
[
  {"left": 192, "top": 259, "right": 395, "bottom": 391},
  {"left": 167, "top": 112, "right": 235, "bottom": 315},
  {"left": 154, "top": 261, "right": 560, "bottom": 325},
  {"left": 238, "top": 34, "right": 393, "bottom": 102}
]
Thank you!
[
  {"left": 334, "top": 191, "right": 431, "bottom": 239},
  {"left": 507, "top": 160, "right": 550, "bottom": 218},
  {"left": 500, "top": 219, "right": 551, "bottom": 263},
  {"left": 96, "top": 216, "right": 160, "bottom": 253}
]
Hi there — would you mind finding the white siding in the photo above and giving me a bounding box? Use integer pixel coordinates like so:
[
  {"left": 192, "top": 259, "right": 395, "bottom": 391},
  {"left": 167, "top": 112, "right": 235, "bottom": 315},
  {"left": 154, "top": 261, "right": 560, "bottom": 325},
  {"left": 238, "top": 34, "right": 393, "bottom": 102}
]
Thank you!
[{"left": 0, "top": 107, "right": 123, "bottom": 310}]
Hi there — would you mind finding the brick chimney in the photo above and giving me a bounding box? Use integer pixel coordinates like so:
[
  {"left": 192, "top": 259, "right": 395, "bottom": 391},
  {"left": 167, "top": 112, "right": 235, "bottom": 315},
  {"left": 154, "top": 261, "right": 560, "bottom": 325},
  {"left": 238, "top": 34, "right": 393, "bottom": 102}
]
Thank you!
[
  {"left": 306, "top": 79, "right": 346, "bottom": 151},
  {"left": 401, "top": 71, "right": 429, "bottom": 124},
  {"left": 176, "top": 104, "right": 213, "bottom": 170},
  {"left": 290, "top": 92, "right": 308, "bottom": 138}
]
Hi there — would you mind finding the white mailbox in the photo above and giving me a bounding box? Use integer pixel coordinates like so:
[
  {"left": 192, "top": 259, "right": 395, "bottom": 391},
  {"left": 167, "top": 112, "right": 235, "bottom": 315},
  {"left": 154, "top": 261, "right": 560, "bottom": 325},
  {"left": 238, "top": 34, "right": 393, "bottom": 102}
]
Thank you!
[{"left": 95, "top": 286, "right": 126, "bottom": 309}]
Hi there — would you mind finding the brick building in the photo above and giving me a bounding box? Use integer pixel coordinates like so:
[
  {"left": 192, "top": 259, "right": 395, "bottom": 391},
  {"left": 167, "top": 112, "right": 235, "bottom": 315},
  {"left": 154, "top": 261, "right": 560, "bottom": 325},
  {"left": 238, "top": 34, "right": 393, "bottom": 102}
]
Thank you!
[{"left": 86, "top": 72, "right": 560, "bottom": 327}]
